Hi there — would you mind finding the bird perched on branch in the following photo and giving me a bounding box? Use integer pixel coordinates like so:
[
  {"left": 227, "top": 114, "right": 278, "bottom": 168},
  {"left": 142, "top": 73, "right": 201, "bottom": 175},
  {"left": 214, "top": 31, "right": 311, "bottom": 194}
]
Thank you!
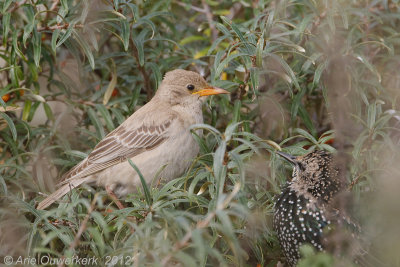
[
  {"left": 37, "top": 69, "right": 229, "bottom": 210},
  {"left": 273, "top": 150, "right": 344, "bottom": 266}
]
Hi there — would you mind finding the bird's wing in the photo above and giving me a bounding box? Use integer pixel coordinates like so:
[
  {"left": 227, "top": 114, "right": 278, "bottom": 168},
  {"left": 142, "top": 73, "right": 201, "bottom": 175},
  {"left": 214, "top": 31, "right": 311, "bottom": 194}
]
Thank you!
[{"left": 60, "top": 115, "right": 176, "bottom": 183}]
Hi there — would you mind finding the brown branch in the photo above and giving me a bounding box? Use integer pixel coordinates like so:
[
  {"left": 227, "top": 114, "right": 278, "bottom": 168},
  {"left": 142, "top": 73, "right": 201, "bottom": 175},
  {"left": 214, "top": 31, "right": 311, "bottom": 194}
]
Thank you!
[
  {"left": 201, "top": 0, "right": 218, "bottom": 41},
  {"left": 57, "top": 194, "right": 98, "bottom": 267},
  {"left": 37, "top": 23, "right": 84, "bottom": 32},
  {"left": 175, "top": 1, "right": 205, "bottom": 13},
  {"left": 0, "top": 0, "right": 29, "bottom": 18},
  {"left": 50, "top": 0, "right": 60, "bottom": 11},
  {"left": 160, "top": 183, "right": 241, "bottom": 266},
  {"left": 132, "top": 44, "right": 153, "bottom": 101}
]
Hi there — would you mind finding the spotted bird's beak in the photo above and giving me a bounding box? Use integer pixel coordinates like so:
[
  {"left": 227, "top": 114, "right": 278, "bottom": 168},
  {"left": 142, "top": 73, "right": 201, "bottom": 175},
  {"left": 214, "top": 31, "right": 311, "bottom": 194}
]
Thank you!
[
  {"left": 193, "top": 86, "right": 230, "bottom": 96},
  {"left": 277, "top": 151, "right": 298, "bottom": 165}
]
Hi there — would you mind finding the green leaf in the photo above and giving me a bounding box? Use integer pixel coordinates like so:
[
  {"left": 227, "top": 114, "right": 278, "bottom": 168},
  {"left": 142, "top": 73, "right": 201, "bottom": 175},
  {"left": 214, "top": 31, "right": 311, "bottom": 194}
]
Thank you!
[
  {"left": 12, "top": 30, "right": 28, "bottom": 61},
  {"left": 298, "top": 105, "right": 317, "bottom": 137},
  {"left": 255, "top": 37, "right": 264, "bottom": 67},
  {"left": 103, "top": 59, "right": 117, "bottom": 105},
  {"left": 22, "top": 100, "right": 32, "bottom": 121},
  {"left": 96, "top": 104, "right": 114, "bottom": 132},
  {"left": 250, "top": 67, "right": 259, "bottom": 91},
  {"left": 121, "top": 19, "right": 130, "bottom": 51},
  {"left": 51, "top": 29, "right": 60, "bottom": 52},
  {"left": 0, "top": 112, "right": 17, "bottom": 141},
  {"left": 148, "top": 62, "right": 162, "bottom": 90},
  {"left": 22, "top": 5, "right": 35, "bottom": 47},
  {"left": 33, "top": 29, "right": 42, "bottom": 67},
  {"left": 2, "top": 0, "right": 14, "bottom": 13},
  {"left": 72, "top": 30, "right": 95, "bottom": 69},
  {"left": 128, "top": 159, "right": 152, "bottom": 207},
  {"left": 2, "top": 13, "right": 11, "bottom": 46},
  {"left": 132, "top": 29, "right": 149, "bottom": 67},
  {"left": 43, "top": 102, "right": 54, "bottom": 122},
  {"left": 313, "top": 59, "right": 328, "bottom": 86},
  {"left": 56, "top": 25, "right": 74, "bottom": 48},
  {"left": 266, "top": 53, "right": 300, "bottom": 91},
  {"left": 87, "top": 107, "right": 105, "bottom": 139}
]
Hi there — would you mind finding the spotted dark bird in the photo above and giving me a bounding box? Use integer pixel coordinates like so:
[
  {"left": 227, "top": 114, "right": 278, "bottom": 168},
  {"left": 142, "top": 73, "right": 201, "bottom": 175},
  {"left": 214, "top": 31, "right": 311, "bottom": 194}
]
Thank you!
[{"left": 273, "top": 150, "right": 343, "bottom": 266}]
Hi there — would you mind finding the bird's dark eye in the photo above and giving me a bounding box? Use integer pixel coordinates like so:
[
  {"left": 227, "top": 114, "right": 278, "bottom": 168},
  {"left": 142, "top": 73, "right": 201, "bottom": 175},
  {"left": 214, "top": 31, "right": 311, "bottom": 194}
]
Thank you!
[
  {"left": 187, "top": 84, "right": 195, "bottom": 91},
  {"left": 297, "top": 163, "right": 305, "bottom": 171}
]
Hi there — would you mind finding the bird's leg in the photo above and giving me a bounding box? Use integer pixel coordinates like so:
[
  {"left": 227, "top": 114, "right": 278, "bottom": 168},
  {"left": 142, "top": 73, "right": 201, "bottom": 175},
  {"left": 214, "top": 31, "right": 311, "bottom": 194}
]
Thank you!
[{"left": 105, "top": 186, "right": 125, "bottom": 209}]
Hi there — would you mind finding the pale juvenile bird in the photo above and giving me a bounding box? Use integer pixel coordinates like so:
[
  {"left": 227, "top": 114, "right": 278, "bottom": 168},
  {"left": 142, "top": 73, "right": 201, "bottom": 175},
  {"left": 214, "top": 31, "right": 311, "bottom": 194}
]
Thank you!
[{"left": 37, "top": 69, "right": 229, "bottom": 210}]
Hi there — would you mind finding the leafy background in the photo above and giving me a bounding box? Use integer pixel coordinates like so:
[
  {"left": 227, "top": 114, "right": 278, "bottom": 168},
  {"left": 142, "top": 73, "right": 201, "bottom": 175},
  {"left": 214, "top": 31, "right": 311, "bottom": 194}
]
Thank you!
[{"left": 1, "top": 0, "right": 399, "bottom": 266}]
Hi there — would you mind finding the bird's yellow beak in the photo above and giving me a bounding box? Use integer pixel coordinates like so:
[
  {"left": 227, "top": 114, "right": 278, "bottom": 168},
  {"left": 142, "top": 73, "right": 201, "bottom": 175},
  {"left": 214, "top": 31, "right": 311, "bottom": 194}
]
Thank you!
[{"left": 193, "top": 86, "right": 230, "bottom": 96}]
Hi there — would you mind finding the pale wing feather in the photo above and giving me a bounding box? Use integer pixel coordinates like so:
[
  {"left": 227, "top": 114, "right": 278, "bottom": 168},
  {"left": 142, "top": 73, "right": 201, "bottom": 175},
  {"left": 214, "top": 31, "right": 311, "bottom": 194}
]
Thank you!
[{"left": 60, "top": 116, "right": 175, "bottom": 183}]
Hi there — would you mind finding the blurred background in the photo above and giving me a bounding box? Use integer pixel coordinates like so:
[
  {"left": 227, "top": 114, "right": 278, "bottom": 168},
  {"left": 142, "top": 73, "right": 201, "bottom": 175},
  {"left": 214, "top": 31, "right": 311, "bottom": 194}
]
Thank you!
[{"left": 0, "top": 0, "right": 399, "bottom": 266}]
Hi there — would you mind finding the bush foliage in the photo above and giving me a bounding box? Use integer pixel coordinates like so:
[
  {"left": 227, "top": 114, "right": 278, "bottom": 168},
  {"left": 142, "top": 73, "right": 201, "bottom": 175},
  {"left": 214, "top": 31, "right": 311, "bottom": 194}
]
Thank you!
[{"left": 1, "top": 0, "right": 399, "bottom": 266}]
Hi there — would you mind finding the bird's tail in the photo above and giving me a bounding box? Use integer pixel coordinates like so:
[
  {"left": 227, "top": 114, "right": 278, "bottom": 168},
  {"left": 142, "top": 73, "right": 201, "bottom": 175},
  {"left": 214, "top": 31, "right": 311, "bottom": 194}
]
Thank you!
[{"left": 37, "top": 177, "right": 93, "bottom": 210}]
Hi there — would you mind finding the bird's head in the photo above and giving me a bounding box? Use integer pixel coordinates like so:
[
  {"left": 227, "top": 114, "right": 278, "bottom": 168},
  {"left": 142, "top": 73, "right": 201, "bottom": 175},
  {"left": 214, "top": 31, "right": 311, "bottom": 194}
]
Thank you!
[
  {"left": 156, "top": 69, "right": 229, "bottom": 105},
  {"left": 277, "top": 150, "right": 342, "bottom": 201}
]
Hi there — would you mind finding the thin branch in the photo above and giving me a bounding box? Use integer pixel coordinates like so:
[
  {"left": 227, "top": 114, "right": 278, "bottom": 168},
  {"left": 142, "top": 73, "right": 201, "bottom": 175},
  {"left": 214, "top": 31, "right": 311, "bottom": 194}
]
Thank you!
[
  {"left": 0, "top": 0, "right": 29, "bottom": 18},
  {"left": 57, "top": 194, "right": 98, "bottom": 267},
  {"left": 175, "top": 1, "right": 205, "bottom": 13},
  {"left": 37, "top": 23, "right": 84, "bottom": 32},
  {"left": 50, "top": 0, "right": 60, "bottom": 11},
  {"left": 160, "top": 183, "right": 241, "bottom": 266},
  {"left": 132, "top": 44, "right": 153, "bottom": 101},
  {"left": 201, "top": 0, "right": 218, "bottom": 41}
]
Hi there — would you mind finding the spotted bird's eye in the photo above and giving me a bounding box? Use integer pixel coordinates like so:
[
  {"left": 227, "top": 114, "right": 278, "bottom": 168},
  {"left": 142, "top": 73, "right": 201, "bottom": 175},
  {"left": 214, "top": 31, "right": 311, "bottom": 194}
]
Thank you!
[{"left": 187, "top": 84, "right": 195, "bottom": 91}]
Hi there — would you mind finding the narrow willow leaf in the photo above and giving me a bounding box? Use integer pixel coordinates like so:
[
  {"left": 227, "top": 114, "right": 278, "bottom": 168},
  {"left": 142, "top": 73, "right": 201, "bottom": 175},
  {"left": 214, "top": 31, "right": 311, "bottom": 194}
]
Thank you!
[
  {"left": 56, "top": 25, "right": 74, "bottom": 48},
  {"left": 250, "top": 67, "right": 259, "bottom": 91},
  {"left": 12, "top": 30, "right": 27, "bottom": 61},
  {"left": 73, "top": 30, "right": 95, "bottom": 69},
  {"left": 87, "top": 107, "right": 105, "bottom": 139},
  {"left": 2, "top": 0, "right": 13, "bottom": 13},
  {"left": 33, "top": 29, "right": 42, "bottom": 67},
  {"left": 22, "top": 100, "right": 32, "bottom": 121},
  {"left": 266, "top": 53, "right": 300, "bottom": 91},
  {"left": 2, "top": 13, "right": 10, "bottom": 45},
  {"left": 0, "top": 112, "right": 17, "bottom": 141},
  {"left": 220, "top": 16, "right": 252, "bottom": 54},
  {"left": 43, "top": 102, "right": 54, "bottom": 121},
  {"left": 215, "top": 22, "right": 232, "bottom": 37},
  {"left": 96, "top": 104, "right": 114, "bottom": 132},
  {"left": 215, "top": 52, "right": 245, "bottom": 78},
  {"left": 298, "top": 105, "right": 317, "bottom": 137},
  {"left": 313, "top": 59, "right": 328, "bottom": 85},
  {"left": 128, "top": 159, "right": 152, "bottom": 207},
  {"left": 295, "top": 128, "right": 318, "bottom": 144},
  {"left": 256, "top": 37, "right": 264, "bottom": 67},
  {"left": 148, "top": 62, "right": 162, "bottom": 90},
  {"left": 121, "top": 19, "right": 130, "bottom": 51},
  {"left": 232, "top": 100, "right": 241, "bottom": 124},
  {"left": 197, "top": 182, "right": 212, "bottom": 195},
  {"left": 133, "top": 33, "right": 146, "bottom": 66},
  {"left": 51, "top": 29, "right": 60, "bottom": 52},
  {"left": 207, "top": 36, "right": 226, "bottom": 56},
  {"left": 23, "top": 6, "right": 35, "bottom": 46},
  {"left": 103, "top": 59, "right": 117, "bottom": 105}
]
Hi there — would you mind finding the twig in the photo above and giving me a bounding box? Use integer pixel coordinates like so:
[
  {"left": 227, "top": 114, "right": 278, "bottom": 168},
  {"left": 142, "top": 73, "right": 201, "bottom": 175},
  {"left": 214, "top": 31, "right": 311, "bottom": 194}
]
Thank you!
[
  {"left": 50, "top": 0, "right": 60, "bottom": 11},
  {"left": 69, "top": 195, "right": 97, "bottom": 250},
  {"left": 0, "top": 0, "right": 28, "bottom": 18},
  {"left": 201, "top": 0, "right": 218, "bottom": 41},
  {"left": 132, "top": 44, "right": 153, "bottom": 101},
  {"left": 57, "top": 194, "right": 98, "bottom": 267},
  {"left": 37, "top": 23, "right": 84, "bottom": 32},
  {"left": 175, "top": 1, "right": 205, "bottom": 13},
  {"left": 160, "top": 183, "right": 241, "bottom": 266}
]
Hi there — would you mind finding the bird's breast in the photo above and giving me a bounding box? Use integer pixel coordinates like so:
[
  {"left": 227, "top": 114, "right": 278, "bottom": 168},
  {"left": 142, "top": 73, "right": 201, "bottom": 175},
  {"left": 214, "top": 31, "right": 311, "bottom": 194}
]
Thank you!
[{"left": 274, "top": 186, "right": 329, "bottom": 266}]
